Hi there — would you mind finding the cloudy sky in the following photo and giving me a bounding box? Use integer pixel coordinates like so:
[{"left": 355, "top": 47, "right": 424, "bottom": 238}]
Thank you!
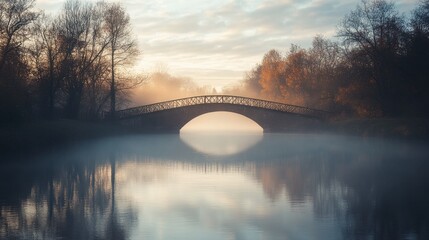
[{"left": 37, "top": 0, "right": 420, "bottom": 89}]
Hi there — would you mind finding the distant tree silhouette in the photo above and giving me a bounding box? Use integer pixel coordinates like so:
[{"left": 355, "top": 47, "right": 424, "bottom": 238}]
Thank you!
[
  {"left": 238, "top": 0, "right": 429, "bottom": 118},
  {"left": 0, "top": 0, "right": 39, "bottom": 122},
  {"left": 405, "top": 0, "right": 429, "bottom": 116},
  {"left": 338, "top": 0, "right": 405, "bottom": 116},
  {"left": 25, "top": 0, "right": 141, "bottom": 120},
  {"left": 259, "top": 49, "right": 284, "bottom": 100}
]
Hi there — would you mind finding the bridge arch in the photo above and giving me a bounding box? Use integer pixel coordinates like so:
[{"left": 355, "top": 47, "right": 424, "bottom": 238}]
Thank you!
[
  {"left": 176, "top": 107, "right": 268, "bottom": 132},
  {"left": 180, "top": 111, "right": 263, "bottom": 132},
  {"left": 115, "top": 95, "right": 327, "bottom": 133}
]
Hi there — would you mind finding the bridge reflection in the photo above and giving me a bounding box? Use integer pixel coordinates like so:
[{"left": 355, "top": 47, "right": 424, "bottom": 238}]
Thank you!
[{"left": 180, "top": 132, "right": 263, "bottom": 156}]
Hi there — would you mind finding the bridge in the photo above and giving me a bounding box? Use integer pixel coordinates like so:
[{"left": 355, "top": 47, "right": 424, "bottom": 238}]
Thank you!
[{"left": 114, "top": 95, "right": 329, "bottom": 133}]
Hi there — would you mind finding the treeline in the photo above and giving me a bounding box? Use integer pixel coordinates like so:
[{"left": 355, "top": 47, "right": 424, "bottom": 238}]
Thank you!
[
  {"left": 234, "top": 0, "right": 429, "bottom": 118},
  {"left": 0, "top": 0, "right": 140, "bottom": 123}
]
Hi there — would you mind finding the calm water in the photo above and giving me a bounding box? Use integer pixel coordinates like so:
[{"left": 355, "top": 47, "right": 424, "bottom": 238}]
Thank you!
[{"left": 1, "top": 133, "right": 429, "bottom": 240}]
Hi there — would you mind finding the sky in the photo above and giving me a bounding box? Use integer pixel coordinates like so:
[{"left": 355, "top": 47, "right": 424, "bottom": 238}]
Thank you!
[{"left": 36, "top": 0, "right": 420, "bottom": 90}]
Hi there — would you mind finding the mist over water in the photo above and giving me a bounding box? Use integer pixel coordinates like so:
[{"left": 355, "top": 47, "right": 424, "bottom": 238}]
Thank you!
[
  {"left": 180, "top": 132, "right": 263, "bottom": 156},
  {"left": 1, "top": 133, "right": 429, "bottom": 240}
]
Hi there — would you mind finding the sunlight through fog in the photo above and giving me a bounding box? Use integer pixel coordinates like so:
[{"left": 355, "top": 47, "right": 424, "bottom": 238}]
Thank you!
[{"left": 180, "top": 112, "right": 263, "bottom": 133}]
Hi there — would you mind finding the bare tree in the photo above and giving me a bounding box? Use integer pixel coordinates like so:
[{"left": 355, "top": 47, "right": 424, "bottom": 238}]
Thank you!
[
  {"left": 31, "top": 14, "right": 63, "bottom": 118},
  {"left": 406, "top": 0, "right": 429, "bottom": 116},
  {"left": 338, "top": 0, "right": 405, "bottom": 116},
  {"left": 103, "top": 2, "right": 138, "bottom": 119},
  {"left": 307, "top": 36, "right": 342, "bottom": 109},
  {"left": 0, "top": 0, "right": 38, "bottom": 122},
  {"left": 0, "top": 0, "right": 39, "bottom": 72},
  {"left": 55, "top": 0, "right": 111, "bottom": 118},
  {"left": 411, "top": 0, "right": 429, "bottom": 35}
]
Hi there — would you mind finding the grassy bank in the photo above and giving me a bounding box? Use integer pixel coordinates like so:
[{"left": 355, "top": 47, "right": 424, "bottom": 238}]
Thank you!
[
  {"left": 0, "top": 119, "right": 131, "bottom": 156},
  {"left": 328, "top": 118, "right": 429, "bottom": 139}
]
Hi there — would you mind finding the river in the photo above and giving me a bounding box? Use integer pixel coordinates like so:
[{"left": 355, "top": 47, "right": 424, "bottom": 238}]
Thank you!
[{"left": 1, "top": 133, "right": 428, "bottom": 240}]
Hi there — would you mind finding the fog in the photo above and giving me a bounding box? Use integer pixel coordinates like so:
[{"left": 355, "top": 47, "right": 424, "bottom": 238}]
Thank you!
[
  {"left": 131, "top": 71, "right": 214, "bottom": 106},
  {"left": 130, "top": 70, "right": 263, "bottom": 105},
  {"left": 2, "top": 133, "right": 429, "bottom": 240},
  {"left": 181, "top": 112, "right": 263, "bottom": 133}
]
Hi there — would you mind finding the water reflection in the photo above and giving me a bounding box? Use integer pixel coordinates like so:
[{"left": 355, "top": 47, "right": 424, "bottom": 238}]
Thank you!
[
  {"left": 0, "top": 134, "right": 428, "bottom": 239},
  {"left": 180, "top": 132, "right": 263, "bottom": 156}
]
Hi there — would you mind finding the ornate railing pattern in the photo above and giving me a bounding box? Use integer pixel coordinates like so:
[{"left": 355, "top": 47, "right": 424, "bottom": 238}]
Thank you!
[{"left": 115, "top": 95, "right": 329, "bottom": 119}]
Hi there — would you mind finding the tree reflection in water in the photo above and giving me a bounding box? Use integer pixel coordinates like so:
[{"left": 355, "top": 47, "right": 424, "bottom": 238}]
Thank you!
[
  {"left": 0, "top": 134, "right": 428, "bottom": 239},
  {"left": 0, "top": 152, "right": 135, "bottom": 240},
  {"left": 251, "top": 135, "right": 429, "bottom": 239}
]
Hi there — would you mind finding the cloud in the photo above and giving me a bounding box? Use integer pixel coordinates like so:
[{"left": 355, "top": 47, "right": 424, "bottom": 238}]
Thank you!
[
  {"left": 36, "top": 0, "right": 421, "bottom": 88},
  {"left": 132, "top": 0, "right": 419, "bottom": 87}
]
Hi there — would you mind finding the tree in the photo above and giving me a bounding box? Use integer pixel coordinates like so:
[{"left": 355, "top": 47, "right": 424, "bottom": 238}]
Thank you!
[
  {"left": 338, "top": 0, "right": 405, "bottom": 116},
  {"left": 307, "top": 36, "right": 342, "bottom": 109},
  {"left": 405, "top": 0, "right": 429, "bottom": 116},
  {"left": 54, "top": 0, "right": 111, "bottom": 119},
  {"left": 55, "top": 0, "right": 93, "bottom": 118},
  {"left": 411, "top": 0, "right": 429, "bottom": 35},
  {"left": 282, "top": 45, "right": 311, "bottom": 106},
  {"left": 0, "top": 0, "right": 142, "bottom": 121},
  {"left": 259, "top": 49, "right": 284, "bottom": 101},
  {"left": 335, "top": 48, "right": 382, "bottom": 117},
  {"left": 31, "top": 15, "right": 62, "bottom": 118},
  {"left": 0, "top": 0, "right": 38, "bottom": 122},
  {"left": 103, "top": 3, "right": 138, "bottom": 119},
  {"left": 0, "top": 0, "right": 38, "bottom": 72},
  {"left": 28, "top": 0, "right": 141, "bottom": 120},
  {"left": 243, "top": 64, "right": 262, "bottom": 95}
]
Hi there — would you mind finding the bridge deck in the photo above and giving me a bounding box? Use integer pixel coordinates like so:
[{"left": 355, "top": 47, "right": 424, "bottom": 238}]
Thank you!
[{"left": 115, "top": 95, "right": 329, "bottom": 119}]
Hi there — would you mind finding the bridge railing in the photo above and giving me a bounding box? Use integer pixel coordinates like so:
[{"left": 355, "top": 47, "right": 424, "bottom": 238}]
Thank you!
[{"left": 115, "top": 95, "right": 330, "bottom": 119}]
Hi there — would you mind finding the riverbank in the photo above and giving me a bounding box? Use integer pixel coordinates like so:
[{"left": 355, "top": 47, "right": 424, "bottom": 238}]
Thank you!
[
  {"left": 0, "top": 119, "right": 131, "bottom": 156},
  {"left": 1, "top": 117, "right": 428, "bottom": 157},
  {"left": 328, "top": 118, "right": 429, "bottom": 139}
]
